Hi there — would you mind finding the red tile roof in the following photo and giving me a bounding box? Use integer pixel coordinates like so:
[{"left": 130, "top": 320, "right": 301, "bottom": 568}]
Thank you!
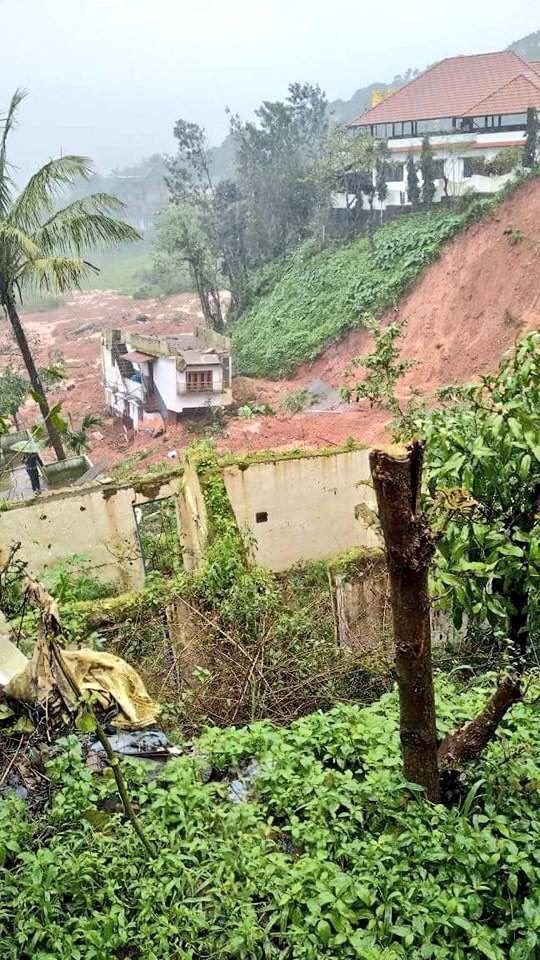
[
  {"left": 464, "top": 74, "right": 540, "bottom": 116},
  {"left": 349, "top": 50, "right": 540, "bottom": 127}
]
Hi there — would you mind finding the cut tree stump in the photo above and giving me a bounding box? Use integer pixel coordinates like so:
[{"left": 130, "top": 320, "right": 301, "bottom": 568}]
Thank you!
[{"left": 370, "top": 440, "right": 440, "bottom": 802}]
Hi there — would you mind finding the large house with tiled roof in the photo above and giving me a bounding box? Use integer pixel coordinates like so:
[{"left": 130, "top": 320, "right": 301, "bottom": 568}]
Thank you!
[{"left": 347, "top": 50, "right": 540, "bottom": 207}]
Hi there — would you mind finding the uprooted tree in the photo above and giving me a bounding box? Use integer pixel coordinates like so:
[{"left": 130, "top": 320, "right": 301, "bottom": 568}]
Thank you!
[{"left": 370, "top": 440, "right": 522, "bottom": 802}]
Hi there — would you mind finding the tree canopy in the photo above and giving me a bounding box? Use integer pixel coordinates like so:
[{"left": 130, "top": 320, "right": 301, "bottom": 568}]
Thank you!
[{"left": 0, "top": 89, "right": 140, "bottom": 458}]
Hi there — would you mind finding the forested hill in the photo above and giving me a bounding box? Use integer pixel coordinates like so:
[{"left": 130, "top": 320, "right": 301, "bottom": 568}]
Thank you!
[{"left": 508, "top": 29, "right": 540, "bottom": 60}]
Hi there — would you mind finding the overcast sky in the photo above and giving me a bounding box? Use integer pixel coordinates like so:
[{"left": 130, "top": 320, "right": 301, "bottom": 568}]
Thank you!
[{"left": 2, "top": 0, "right": 538, "bottom": 183}]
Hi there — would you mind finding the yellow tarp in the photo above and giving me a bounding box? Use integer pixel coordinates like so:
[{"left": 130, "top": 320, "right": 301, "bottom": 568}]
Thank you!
[{"left": 6, "top": 638, "right": 160, "bottom": 730}]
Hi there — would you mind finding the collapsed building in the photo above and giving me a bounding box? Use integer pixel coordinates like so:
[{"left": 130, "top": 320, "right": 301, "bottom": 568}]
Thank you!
[{"left": 101, "top": 327, "right": 232, "bottom": 430}]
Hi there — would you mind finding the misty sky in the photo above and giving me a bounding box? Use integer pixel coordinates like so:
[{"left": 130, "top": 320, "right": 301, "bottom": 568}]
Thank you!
[{"left": 2, "top": 0, "right": 538, "bottom": 184}]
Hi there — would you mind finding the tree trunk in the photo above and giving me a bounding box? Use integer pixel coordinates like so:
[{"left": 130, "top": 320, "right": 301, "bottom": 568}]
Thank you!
[
  {"left": 5, "top": 298, "right": 66, "bottom": 460},
  {"left": 507, "top": 484, "right": 540, "bottom": 665},
  {"left": 208, "top": 287, "right": 224, "bottom": 333},
  {"left": 369, "top": 440, "right": 440, "bottom": 802}
]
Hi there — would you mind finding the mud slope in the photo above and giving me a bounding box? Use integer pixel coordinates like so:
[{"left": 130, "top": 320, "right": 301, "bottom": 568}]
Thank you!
[
  {"left": 289, "top": 178, "right": 540, "bottom": 394},
  {"left": 228, "top": 179, "right": 539, "bottom": 453}
]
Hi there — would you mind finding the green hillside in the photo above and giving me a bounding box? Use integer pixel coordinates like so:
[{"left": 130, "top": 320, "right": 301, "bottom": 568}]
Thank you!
[{"left": 232, "top": 203, "right": 491, "bottom": 379}]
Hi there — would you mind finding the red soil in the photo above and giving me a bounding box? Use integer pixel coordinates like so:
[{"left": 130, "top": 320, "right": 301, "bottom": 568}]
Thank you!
[{"left": 4, "top": 179, "right": 539, "bottom": 469}]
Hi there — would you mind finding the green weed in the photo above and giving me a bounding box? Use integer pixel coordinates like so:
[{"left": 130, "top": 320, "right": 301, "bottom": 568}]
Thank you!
[{"left": 1, "top": 675, "right": 539, "bottom": 958}]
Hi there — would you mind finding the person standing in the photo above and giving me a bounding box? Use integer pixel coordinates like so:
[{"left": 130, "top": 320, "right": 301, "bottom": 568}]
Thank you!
[{"left": 24, "top": 451, "right": 42, "bottom": 494}]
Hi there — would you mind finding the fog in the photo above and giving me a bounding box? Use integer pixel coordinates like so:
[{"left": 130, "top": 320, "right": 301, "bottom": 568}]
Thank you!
[{"left": 2, "top": 0, "right": 538, "bottom": 183}]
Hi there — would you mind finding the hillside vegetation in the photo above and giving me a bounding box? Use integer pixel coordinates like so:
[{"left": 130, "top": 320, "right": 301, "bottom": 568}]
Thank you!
[
  {"left": 2, "top": 676, "right": 539, "bottom": 959},
  {"left": 232, "top": 203, "right": 493, "bottom": 379}
]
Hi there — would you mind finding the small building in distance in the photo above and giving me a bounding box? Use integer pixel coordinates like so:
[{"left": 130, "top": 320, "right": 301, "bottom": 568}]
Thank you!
[
  {"left": 347, "top": 50, "right": 540, "bottom": 208},
  {"left": 101, "top": 327, "right": 232, "bottom": 429}
]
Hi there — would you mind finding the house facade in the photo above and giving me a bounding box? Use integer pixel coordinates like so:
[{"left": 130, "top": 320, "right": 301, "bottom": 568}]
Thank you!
[
  {"left": 347, "top": 50, "right": 540, "bottom": 208},
  {"left": 101, "top": 327, "right": 232, "bottom": 429}
]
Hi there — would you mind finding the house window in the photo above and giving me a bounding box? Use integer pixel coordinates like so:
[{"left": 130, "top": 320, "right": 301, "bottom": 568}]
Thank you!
[
  {"left": 432, "top": 159, "right": 445, "bottom": 179},
  {"left": 415, "top": 118, "right": 453, "bottom": 134},
  {"left": 463, "top": 156, "right": 486, "bottom": 177},
  {"left": 384, "top": 162, "right": 403, "bottom": 182},
  {"left": 255, "top": 511, "right": 268, "bottom": 523},
  {"left": 186, "top": 370, "right": 213, "bottom": 392},
  {"left": 500, "top": 113, "right": 527, "bottom": 127}
]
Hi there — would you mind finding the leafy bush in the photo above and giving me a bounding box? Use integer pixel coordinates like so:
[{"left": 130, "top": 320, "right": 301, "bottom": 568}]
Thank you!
[
  {"left": 232, "top": 204, "right": 491, "bottom": 379},
  {"left": 484, "top": 148, "right": 522, "bottom": 177},
  {"left": 1, "top": 676, "right": 539, "bottom": 959},
  {"left": 419, "top": 333, "right": 540, "bottom": 652},
  {"left": 280, "top": 388, "right": 315, "bottom": 414},
  {"left": 343, "top": 319, "right": 540, "bottom": 662},
  {"left": 237, "top": 402, "right": 272, "bottom": 418},
  {"left": 44, "top": 554, "right": 117, "bottom": 604}
]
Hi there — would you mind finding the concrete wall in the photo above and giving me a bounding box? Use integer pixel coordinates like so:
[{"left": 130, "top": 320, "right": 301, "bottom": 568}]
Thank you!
[
  {"left": 0, "top": 474, "right": 182, "bottom": 591},
  {"left": 222, "top": 449, "right": 380, "bottom": 572},
  {"left": 333, "top": 555, "right": 463, "bottom": 656}
]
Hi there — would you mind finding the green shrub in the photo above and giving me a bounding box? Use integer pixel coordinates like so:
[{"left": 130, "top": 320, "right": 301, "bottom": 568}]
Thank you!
[
  {"left": 280, "top": 388, "right": 315, "bottom": 413},
  {"left": 44, "top": 554, "right": 117, "bottom": 604},
  {"left": 1, "top": 675, "right": 539, "bottom": 959}
]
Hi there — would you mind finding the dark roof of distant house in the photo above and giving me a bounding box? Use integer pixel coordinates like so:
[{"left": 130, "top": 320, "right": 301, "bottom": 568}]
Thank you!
[{"left": 349, "top": 51, "right": 540, "bottom": 126}]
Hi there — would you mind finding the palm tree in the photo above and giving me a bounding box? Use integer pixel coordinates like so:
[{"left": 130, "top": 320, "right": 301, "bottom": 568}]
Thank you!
[
  {"left": 65, "top": 413, "right": 103, "bottom": 455},
  {"left": 0, "top": 89, "right": 140, "bottom": 459}
]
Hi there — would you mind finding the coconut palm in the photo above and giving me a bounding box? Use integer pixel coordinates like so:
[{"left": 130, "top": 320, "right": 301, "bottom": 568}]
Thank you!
[
  {"left": 0, "top": 89, "right": 141, "bottom": 459},
  {"left": 65, "top": 412, "right": 103, "bottom": 455}
]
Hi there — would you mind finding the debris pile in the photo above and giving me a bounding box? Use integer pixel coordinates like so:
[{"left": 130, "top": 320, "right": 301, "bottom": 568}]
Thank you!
[{"left": 0, "top": 580, "right": 166, "bottom": 813}]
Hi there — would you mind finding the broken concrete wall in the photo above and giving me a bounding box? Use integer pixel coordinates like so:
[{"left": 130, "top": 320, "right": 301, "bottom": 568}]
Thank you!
[
  {"left": 177, "top": 461, "right": 209, "bottom": 571},
  {"left": 222, "top": 448, "right": 380, "bottom": 572},
  {"left": 333, "top": 552, "right": 391, "bottom": 655},
  {"left": 333, "top": 553, "right": 464, "bottom": 657},
  {"left": 0, "top": 474, "right": 182, "bottom": 591}
]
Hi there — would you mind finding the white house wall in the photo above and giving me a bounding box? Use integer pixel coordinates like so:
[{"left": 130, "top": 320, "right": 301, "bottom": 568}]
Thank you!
[
  {"left": 340, "top": 129, "right": 525, "bottom": 210},
  {"left": 153, "top": 357, "right": 179, "bottom": 410},
  {"left": 154, "top": 357, "right": 228, "bottom": 412}
]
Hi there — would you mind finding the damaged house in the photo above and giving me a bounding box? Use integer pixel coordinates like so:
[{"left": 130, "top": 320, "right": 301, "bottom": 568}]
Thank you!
[{"left": 101, "top": 327, "right": 232, "bottom": 428}]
